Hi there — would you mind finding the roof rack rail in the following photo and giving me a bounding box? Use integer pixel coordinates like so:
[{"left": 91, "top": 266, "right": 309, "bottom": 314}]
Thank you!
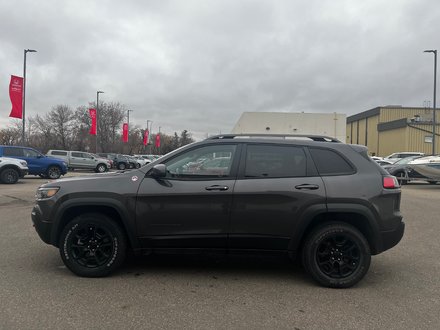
[{"left": 206, "top": 134, "right": 341, "bottom": 143}]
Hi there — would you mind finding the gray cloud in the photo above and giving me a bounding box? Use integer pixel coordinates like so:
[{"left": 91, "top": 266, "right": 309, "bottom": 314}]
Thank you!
[{"left": 1, "top": 0, "right": 439, "bottom": 140}]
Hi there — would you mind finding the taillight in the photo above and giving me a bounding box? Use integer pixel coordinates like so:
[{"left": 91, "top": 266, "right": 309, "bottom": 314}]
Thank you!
[{"left": 383, "top": 176, "right": 399, "bottom": 189}]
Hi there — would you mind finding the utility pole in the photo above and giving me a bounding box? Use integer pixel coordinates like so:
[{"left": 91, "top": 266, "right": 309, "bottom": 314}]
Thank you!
[{"left": 22, "top": 49, "right": 37, "bottom": 145}]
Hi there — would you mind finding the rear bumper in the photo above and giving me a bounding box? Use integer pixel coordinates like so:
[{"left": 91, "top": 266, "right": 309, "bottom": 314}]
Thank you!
[{"left": 377, "top": 221, "right": 405, "bottom": 253}]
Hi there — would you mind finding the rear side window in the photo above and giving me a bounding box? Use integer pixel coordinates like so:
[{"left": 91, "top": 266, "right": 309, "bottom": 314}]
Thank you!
[
  {"left": 52, "top": 151, "right": 67, "bottom": 156},
  {"left": 3, "top": 147, "right": 23, "bottom": 157},
  {"left": 245, "top": 145, "right": 307, "bottom": 178},
  {"left": 309, "top": 148, "right": 354, "bottom": 175}
]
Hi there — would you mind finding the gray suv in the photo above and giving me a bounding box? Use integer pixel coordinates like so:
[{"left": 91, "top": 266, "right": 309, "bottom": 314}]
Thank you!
[{"left": 31, "top": 134, "right": 404, "bottom": 288}]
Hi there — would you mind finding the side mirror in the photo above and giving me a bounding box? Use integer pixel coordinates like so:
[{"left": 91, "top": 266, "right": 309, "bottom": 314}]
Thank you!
[{"left": 150, "top": 164, "right": 167, "bottom": 178}]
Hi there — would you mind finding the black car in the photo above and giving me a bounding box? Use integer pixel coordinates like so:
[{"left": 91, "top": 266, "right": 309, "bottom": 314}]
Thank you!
[
  {"left": 31, "top": 134, "right": 404, "bottom": 288},
  {"left": 383, "top": 156, "right": 438, "bottom": 184}
]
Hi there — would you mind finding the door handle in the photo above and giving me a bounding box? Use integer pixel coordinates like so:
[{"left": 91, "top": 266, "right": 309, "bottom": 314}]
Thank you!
[
  {"left": 295, "top": 184, "right": 319, "bottom": 190},
  {"left": 205, "top": 185, "right": 229, "bottom": 191}
]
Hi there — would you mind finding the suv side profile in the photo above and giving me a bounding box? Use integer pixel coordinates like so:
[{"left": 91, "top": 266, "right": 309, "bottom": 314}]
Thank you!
[
  {"left": 0, "top": 145, "right": 67, "bottom": 179},
  {"left": 31, "top": 135, "right": 404, "bottom": 288},
  {"left": 0, "top": 157, "right": 28, "bottom": 184},
  {"left": 47, "top": 150, "right": 111, "bottom": 173}
]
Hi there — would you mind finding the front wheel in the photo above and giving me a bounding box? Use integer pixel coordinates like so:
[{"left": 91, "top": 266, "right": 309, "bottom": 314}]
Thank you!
[
  {"left": 47, "top": 166, "right": 61, "bottom": 179},
  {"left": 0, "top": 168, "right": 19, "bottom": 184},
  {"left": 302, "top": 223, "right": 371, "bottom": 288},
  {"left": 96, "top": 164, "right": 107, "bottom": 173},
  {"left": 117, "top": 162, "right": 126, "bottom": 170},
  {"left": 59, "top": 213, "right": 127, "bottom": 277}
]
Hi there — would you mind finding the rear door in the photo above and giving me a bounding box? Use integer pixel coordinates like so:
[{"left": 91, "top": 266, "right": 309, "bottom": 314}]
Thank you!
[{"left": 229, "top": 144, "right": 326, "bottom": 251}]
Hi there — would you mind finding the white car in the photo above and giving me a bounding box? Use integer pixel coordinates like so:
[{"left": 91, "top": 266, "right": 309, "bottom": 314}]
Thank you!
[
  {"left": 0, "top": 157, "right": 29, "bottom": 184},
  {"left": 384, "top": 152, "right": 425, "bottom": 164},
  {"left": 132, "top": 156, "right": 150, "bottom": 167}
]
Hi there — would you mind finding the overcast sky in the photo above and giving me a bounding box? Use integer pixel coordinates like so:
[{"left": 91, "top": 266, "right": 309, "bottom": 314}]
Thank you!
[{"left": 1, "top": 0, "right": 439, "bottom": 140}]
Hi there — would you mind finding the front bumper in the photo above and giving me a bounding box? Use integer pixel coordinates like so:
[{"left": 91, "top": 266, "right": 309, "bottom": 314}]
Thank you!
[{"left": 31, "top": 204, "right": 53, "bottom": 245}]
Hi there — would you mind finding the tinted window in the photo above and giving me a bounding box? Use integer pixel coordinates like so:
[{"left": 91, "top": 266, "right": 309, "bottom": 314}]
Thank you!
[
  {"left": 71, "top": 152, "right": 83, "bottom": 157},
  {"left": 165, "top": 144, "right": 237, "bottom": 178},
  {"left": 52, "top": 151, "right": 67, "bottom": 156},
  {"left": 245, "top": 145, "right": 307, "bottom": 178},
  {"left": 309, "top": 148, "right": 354, "bottom": 175},
  {"left": 23, "top": 148, "right": 40, "bottom": 157},
  {"left": 3, "top": 147, "right": 23, "bottom": 157}
]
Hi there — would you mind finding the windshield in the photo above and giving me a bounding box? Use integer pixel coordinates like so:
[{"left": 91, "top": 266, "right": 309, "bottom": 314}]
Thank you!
[{"left": 394, "top": 156, "right": 420, "bottom": 165}]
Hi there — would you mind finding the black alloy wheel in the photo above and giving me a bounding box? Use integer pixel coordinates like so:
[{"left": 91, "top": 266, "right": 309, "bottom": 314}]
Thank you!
[
  {"left": 0, "top": 168, "right": 19, "bottom": 184},
  {"left": 47, "top": 166, "right": 61, "bottom": 179},
  {"left": 302, "top": 223, "right": 371, "bottom": 288},
  {"left": 118, "top": 162, "right": 126, "bottom": 170},
  {"left": 59, "top": 213, "right": 127, "bottom": 277}
]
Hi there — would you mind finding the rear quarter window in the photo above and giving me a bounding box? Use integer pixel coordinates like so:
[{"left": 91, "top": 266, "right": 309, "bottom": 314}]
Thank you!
[{"left": 309, "top": 148, "right": 355, "bottom": 175}]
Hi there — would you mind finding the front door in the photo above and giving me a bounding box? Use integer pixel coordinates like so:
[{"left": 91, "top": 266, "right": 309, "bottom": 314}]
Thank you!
[{"left": 136, "top": 143, "right": 240, "bottom": 249}]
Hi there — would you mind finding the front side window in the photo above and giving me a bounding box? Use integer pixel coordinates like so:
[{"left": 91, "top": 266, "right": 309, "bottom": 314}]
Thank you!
[
  {"left": 165, "top": 144, "right": 237, "bottom": 178},
  {"left": 23, "top": 148, "right": 40, "bottom": 158},
  {"left": 71, "top": 152, "right": 82, "bottom": 158},
  {"left": 244, "top": 145, "right": 307, "bottom": 178}
]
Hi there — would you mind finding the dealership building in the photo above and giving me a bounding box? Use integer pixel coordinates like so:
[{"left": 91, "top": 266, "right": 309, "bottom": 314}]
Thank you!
[{"left": 346, "top": 106, "right": 439, "bottom": 157}]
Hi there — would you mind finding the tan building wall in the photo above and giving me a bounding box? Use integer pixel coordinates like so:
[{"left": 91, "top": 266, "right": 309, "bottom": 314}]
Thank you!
[{"left": 347, "top": 106, "right": 439, "bottom": 157}]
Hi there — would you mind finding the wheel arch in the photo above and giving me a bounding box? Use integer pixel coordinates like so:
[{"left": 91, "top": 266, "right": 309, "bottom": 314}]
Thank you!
[
  {"left": 290, "top": 206, "right": 382, "bottom": 258},
  {"left": 51, "top": 200, "right": 140, "bottom": 251}
]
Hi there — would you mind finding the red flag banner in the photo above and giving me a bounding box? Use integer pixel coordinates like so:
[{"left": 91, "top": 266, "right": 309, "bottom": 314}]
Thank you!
[
  {"left": 122, "top": 123, "right": 129, "bottom": 142},
  {"left": 9, "top": 75, "right": 24, "bottom": 119},
  {"left": 143, "top": 129, "right": 149, "bottom": 145},
  {"left": 89, "top": 108, "right": 97, "bottom": 135},
  {"left": 155, "top": 133, "right": 161, "bottom": 147}
]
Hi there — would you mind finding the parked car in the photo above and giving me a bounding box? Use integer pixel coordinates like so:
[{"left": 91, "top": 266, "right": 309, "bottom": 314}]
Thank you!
[
  {"left": 0, "top": 157, "right": 28, "bottom": 184},
  {"left": 382, "top": 156, "right": 436, "bottom": 184},
  {"left": 375, "top": 159, "right": 394, "bottom": 167},
  {"left": 0, "top": 145, "right": 67, "bottom": 179},
  {"left": 123, "top": 155, "right": 139, "bottom": 169},
  {"left": 132, "top": 155, "right": 150, "bottom": 167},
  {"left": 97, "top": 153, "right": 131, "bottom": 170},
  {"left": 383, "top": 152, "right": 425, "bottom": 164},
  {"left": 46, "top": 150, "right": 111, "bottom": 173},
  {"left": 32, "top": 134, "right": 404, "bottom": 288}
]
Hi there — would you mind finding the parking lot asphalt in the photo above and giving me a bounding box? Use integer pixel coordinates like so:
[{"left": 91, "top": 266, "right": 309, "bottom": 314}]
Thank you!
[{"left": 0, "top": 173, "right": 439, "bottom": 329}]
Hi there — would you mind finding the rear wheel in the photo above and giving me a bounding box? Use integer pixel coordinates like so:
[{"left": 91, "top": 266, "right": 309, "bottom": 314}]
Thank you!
[
  {"left": 0, "top": 168, "right": 19, "bottom": 184},
  {"left": 47, "top": 166, "right": 61, "bottom": 179},
  {"left": 302, "top": 223, "right": 371, "bottom": 288},
  {"left": 117, "top": 162, "right": 126, "bottom": 170},
  {"left": 59, "top": 213, "right": 127, "bottom": 277}
]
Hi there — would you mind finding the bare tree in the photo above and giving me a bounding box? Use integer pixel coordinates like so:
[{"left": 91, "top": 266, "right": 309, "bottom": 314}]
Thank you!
[{"left": 48, "top": 105, "right": 74, "bottom": 150}]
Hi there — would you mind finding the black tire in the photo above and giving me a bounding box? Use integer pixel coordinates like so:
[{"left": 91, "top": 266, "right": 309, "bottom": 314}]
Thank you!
[
  {"left": 117, "top": 162, "right": 126, "bottom": 170},
  {"left": 59, "top": 213, "right": 127, "bottom": 277},
  {"left": 96, "top": 164, "right": 107, "bottom": 173},
  {"left": 135, "top": 163, "right": 141, "bottom": 169},
  {"left": 302, "top": 223, "right": 371, "bottom": 288},
  {"left": 0, "top": 168, "right": 19, "bottom": 184},
  {"left": 47, "top": 166, "right": 62, "bottom": 179}
]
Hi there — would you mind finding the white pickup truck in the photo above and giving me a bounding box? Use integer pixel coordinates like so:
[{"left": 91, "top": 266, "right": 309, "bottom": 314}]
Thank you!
[
  {"left": 0, "top": 157, "right": 29, "bottom": 184},
  {"left": 46, "top": 150, "right": 111, "bottom": 173}
]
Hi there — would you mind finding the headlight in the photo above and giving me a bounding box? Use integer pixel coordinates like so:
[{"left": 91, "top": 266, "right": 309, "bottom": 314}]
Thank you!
[{"left": 36, "top": 187, "right": 60, "bottom": 200}]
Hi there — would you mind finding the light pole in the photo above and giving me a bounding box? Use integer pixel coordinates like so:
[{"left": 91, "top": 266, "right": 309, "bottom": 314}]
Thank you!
[
  {"left": 22, "top": 49, "right": 37, "bottom": 145},
  {"left": 96, "top": 91, "right": 104, "bottom": 153},
  {"left": 424, "top": 49, "right": 437, "bottom": 155}
]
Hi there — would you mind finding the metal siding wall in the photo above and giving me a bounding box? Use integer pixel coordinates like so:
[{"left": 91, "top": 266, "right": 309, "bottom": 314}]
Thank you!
[
  {"left": 378, "top": 128, "right": 407, "bottom": 156},
  {"left": 379, "top": 108, "right": 431, "bottom": 122},
  {"left": 407, "top": 124, "right": 440, "bottom": 154},
  {"left": 358, "top": 119, "right": 367, "bottom": 145},
  {"left": 367, "top": 116, "right": 379, "bottom": 155}
]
